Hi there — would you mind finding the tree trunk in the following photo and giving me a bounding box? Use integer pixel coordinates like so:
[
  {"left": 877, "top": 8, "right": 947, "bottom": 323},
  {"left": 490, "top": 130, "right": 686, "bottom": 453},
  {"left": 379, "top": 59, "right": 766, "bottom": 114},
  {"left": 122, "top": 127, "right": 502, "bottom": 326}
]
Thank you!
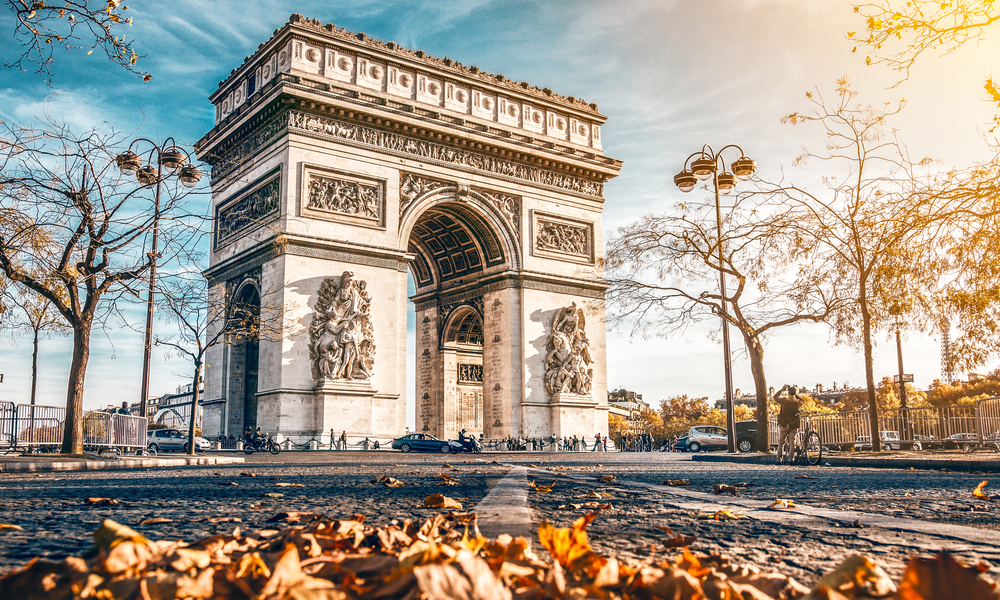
[
  {"left": 60, "top": 322, "right": 91, "bottom": 455},
  {"left": 30, "top": 325, "right": 39, "bottom": 406},
  {"left": 746, "top": 337, "right": 770, "bottom": 452},
  {"left": 187, "top": 361, "right": 201, "bottom": 456},
  {"left": 859, "top": 288, "right": 881, "bottom": 452}
]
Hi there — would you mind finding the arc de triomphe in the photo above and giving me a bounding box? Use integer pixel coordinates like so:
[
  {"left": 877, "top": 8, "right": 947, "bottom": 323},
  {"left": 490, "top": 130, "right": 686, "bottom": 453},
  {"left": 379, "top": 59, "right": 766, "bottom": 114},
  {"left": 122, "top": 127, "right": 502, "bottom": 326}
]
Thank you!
[{"left": 195, "top": 14, "right": 621, "bottom": 444}]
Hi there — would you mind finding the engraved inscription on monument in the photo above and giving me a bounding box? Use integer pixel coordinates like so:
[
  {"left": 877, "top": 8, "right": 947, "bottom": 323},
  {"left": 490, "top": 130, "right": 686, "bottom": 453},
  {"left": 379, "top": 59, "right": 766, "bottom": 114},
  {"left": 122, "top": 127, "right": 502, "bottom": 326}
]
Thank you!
[{"left": 309, "top": 271, "right": 376, "bottom": 381}]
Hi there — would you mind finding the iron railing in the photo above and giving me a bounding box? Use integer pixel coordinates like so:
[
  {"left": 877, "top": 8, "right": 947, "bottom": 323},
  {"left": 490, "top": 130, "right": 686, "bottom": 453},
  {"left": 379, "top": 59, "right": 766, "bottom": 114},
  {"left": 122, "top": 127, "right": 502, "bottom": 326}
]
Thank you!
[
  {"left": 0, "top": 401, "right": 15, "bottom": 450},
  {"left": 4, "top": 404, "right": 147, "bottom": 453}
]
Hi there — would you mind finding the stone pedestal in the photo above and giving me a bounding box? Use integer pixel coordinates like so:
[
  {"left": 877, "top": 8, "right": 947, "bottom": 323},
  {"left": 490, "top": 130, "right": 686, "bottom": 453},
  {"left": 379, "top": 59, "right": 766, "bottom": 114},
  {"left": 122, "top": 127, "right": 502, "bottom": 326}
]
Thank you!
[{"left": 549, "top": 392, "right": 599, "bottom": 439}]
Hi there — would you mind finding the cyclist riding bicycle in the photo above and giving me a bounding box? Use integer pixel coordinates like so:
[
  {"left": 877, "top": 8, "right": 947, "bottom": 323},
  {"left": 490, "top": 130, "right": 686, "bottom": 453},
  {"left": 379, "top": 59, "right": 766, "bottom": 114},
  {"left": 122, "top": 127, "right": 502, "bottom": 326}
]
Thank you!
[{"left": 774, "top": 384, "right": 804, "bottom": 463}]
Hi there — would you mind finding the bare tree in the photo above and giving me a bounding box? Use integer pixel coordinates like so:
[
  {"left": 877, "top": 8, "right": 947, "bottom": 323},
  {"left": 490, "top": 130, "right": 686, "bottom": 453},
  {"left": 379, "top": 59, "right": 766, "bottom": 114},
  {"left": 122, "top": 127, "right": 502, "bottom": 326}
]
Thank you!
[
  {"left": 766, "top": 79, "right": 999, "bottom": 450},
  {"left": 0, "top": 120, "right": 199, "bottom": 454},
  {"left": 1, "top": 285, "right": 70, "bottom": 405},
  {"left": 154, "top": 275, "right": 286, "bottom": 456},
  {"left": 606, "top": 191, "right": 838, "bottom": 451},
  {"left": 3, "top": 0, "right": 150, "bottom": 83}
]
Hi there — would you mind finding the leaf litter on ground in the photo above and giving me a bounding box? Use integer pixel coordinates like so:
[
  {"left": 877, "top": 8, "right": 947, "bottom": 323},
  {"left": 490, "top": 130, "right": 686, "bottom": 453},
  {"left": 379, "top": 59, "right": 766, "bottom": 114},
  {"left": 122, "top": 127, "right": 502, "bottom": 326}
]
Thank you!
[{"left": 0, "top": 506, "right": 996, "bottom": 600}]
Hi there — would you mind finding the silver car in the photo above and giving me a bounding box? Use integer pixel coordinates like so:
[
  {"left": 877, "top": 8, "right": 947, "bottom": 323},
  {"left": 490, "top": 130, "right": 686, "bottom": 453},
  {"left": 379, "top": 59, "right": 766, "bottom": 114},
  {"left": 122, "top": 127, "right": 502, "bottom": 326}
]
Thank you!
[
  {"left": 685, "top": 425, "right": 728, "bottom": 452},
  {"left": 147, "top": 428, "right": 210, "bottom": 453}
]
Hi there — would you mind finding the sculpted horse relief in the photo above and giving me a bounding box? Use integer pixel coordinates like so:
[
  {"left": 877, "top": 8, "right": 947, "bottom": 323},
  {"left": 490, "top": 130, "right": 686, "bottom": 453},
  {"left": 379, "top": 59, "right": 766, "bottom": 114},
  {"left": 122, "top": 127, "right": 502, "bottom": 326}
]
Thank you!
[{"left": 309, "top": 271, "right": 376, "bottom": 381}]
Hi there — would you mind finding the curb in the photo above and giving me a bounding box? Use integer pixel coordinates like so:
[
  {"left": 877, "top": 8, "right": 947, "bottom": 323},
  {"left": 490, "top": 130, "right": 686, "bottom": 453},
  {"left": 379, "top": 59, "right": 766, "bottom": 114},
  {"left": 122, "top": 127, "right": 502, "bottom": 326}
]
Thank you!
[
  {"left": 0, "top": 456, "right": 245, "bottom": 473},
  {"left": 691, "top": 453, "right": 1000, "bottom": 472}
]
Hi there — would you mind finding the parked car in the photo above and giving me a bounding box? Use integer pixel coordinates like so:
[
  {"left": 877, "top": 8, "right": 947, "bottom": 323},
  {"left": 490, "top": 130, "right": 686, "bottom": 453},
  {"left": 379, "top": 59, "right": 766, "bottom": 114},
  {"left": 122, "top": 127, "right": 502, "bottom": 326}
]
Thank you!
[
  {"left": 391, "top": 433, "right": 451, "bottom": 453},
  {"left": 943, "top": 432, "right": 980, "bottom": 451},
  {"left": 671, "top": 436, "right": 690, "bottom": 452},
  {"left": 685, "top": 425, "right": 728, "bottom": 452},
  {"left": 146, "top": 428, "right": 210, "bottom": 453},
  {"left": 735, "top": 420, "right": 758, "bottom": 453},
  {"left": 854, "top": 431, "right": 907, "bottom": 451},
  {"left": 913, "top": 435, "right": 941, "bottom": 450}
]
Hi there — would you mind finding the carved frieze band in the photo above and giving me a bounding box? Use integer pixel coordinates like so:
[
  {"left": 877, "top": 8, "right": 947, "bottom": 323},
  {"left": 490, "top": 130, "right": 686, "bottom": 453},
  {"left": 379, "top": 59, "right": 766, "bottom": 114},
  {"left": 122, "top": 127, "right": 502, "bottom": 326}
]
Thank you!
[
  {"left": 285, "top": 110, "right": 603, "bottom": 197},
  {"left": 215, "top": 172, "right": 281, "bottom": 248},
  {"left": 458, "top": 363, "right": 484, "bottom": 384},
  {"left": 306, "top": 173, "right": 382, "bottom": 221}
]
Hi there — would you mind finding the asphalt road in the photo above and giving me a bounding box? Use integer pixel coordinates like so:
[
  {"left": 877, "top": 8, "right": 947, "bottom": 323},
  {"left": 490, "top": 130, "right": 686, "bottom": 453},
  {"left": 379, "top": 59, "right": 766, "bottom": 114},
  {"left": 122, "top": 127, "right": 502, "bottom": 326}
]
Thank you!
[{"left": 0, "top": 450, "right": 997, "bottom": 585}]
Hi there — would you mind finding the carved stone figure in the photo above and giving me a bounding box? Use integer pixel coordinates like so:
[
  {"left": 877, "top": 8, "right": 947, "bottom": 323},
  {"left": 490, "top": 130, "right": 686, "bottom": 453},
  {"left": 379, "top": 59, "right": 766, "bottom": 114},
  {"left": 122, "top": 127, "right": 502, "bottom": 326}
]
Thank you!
[
  {"left": 544, "top": 303, "right": 593, "bottom": 396},
  {"left": 536, "top": 220, "right": 589, "bottom": 256},
  {"left": 310, "top": 271, "right": 376, "bottom": 380}
]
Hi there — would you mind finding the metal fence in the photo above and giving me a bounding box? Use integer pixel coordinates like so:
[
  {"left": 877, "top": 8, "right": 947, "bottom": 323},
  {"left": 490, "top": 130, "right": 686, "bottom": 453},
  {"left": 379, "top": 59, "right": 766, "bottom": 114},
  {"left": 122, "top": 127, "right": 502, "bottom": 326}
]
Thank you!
[
  {"left": 763, "top": 398, "right": 1000, "bottom": 450},
  {"left": 0, "top": 401, "right": 14, "bottom": 450},
  {"left": 2, "top": 404, "right": 147, "bottom": 453}
]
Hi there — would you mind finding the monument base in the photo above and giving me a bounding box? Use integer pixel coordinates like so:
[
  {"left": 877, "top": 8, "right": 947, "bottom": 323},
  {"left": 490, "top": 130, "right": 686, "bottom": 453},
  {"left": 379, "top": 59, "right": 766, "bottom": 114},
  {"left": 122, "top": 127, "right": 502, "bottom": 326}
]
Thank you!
[{"left": 549, "top": 392, "right": 599, "bottom": 439}]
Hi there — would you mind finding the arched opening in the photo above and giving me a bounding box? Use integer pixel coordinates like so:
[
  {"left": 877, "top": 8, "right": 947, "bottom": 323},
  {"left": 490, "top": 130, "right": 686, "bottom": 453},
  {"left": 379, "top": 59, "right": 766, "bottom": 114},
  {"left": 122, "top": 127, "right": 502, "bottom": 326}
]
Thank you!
[
  {"left": 442, "top": 308, "right": 484, "bottom": 436},
  {"left": 404, "top": 193, "right": 517, "bottom": 440},
  {"left": 228, "top": 281, "right": 261, "bottom": 435}
]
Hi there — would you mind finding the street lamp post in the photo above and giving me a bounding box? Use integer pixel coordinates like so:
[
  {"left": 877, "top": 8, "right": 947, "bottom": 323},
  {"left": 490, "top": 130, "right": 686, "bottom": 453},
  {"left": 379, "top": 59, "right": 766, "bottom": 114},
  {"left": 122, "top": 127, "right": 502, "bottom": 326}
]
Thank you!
[
  {"left": 674, "top": 145, "right": 756, "bottom": 453},
  {"left": 114, "top": 139, "right": 202, "bottom": 423}
]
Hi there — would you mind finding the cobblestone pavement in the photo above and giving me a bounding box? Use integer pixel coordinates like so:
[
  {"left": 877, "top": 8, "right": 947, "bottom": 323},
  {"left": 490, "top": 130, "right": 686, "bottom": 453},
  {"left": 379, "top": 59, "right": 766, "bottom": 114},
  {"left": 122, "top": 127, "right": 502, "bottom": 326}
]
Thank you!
[{"left": 0, "top": 450, "right": 997, "bottom": 586}]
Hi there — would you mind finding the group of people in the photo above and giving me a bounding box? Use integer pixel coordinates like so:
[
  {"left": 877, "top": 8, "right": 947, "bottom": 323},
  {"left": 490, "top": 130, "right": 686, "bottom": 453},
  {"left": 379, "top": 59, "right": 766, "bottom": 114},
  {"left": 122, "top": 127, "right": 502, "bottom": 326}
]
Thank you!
[{"left": 617, "top": 432, "right": 655, "bottom": 452}]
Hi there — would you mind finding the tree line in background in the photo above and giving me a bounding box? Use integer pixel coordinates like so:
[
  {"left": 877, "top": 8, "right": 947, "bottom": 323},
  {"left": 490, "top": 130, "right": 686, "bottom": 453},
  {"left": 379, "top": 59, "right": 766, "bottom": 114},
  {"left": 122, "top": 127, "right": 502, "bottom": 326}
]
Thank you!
[{"left": 607, "top": 0, "right": 1000, "bottom": 452}]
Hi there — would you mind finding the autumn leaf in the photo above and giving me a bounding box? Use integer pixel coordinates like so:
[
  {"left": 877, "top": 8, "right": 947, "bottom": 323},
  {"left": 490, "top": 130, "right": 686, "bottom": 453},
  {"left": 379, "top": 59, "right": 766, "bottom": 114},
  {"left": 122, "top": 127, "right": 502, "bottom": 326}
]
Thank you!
[
  {"left": 599, "top": 475, "right": 616, "bottom": 483},
  {"left": 373, "top": 475, "right": 406, "bottom": 488},
  {"left": 897, "top": 552, "right": 997, "bottom": 600},
  {"left": 0, "top": 523, "right": 23, "bottom": 531},
  {"left": 656, "top": 527, "right": 697, "bottom": 548},
  {"left": 275, "top": 482, "right": 304, "bottom": 487},
  {"left": 795, "top": 475, "right": 818, "bottom": 479},
  {"left": 712, "top": 484, "right": 740, "bottom": 496},
  {"left": 972, "top": 480, "right": 992, "bottom": 499},
  {"left": 662, "top": 479, "right": 691, "bottom": 486},
  {"left": 812, "top": 555, "right": 897, "bottom": 598},
  {"left": 538, "top": 508, "right": 610, "bottom": 574},
  {"left": 424, "top": 494, "right": 463, "bottom": 509},
  {"left": 529, "top": 480, "right": 556, "bottom": 492},
  {"left": 138, "top": 518, "right": 172, "bottom": 525},
  {"left": 85, "top": 498, "right": 120, "bottom": 506},
  {"left": 768, "top": 499, "right": 799, "bottom": 509},
  {"left": 697, "top": 510, "right": 746, "bottom": 520}
]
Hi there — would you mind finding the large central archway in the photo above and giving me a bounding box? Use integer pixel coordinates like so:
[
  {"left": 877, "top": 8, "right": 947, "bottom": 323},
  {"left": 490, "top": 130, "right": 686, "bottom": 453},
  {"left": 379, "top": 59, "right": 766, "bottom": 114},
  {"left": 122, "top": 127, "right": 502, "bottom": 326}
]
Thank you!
[{"left": 403, "top": 185, "right": 520, "bottom": 440}]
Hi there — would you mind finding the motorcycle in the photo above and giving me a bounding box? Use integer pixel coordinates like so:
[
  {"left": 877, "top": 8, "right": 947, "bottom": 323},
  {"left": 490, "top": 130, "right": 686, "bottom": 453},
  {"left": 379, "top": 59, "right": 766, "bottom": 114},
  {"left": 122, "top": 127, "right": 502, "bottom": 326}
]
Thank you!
[
  {"left": 447, "top": 437, "right": 483, "bottom": 454},
  {"left": 244, "top": 434, "right": 281, "bottom": 455}
]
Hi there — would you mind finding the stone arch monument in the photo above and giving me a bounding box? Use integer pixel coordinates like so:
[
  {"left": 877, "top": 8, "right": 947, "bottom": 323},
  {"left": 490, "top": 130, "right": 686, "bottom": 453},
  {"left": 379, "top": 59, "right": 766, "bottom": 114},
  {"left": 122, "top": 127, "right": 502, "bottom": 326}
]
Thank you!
[{"left": 195, "top": 14, "right": 622, "bottom": 443}]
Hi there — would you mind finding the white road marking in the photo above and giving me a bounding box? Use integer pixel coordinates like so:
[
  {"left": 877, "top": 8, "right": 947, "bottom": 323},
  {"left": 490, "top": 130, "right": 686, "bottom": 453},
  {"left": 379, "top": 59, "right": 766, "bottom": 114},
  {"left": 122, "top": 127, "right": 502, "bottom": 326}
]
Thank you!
[{"left": 473, "top": 466, "right": 532, "bottom": 539}]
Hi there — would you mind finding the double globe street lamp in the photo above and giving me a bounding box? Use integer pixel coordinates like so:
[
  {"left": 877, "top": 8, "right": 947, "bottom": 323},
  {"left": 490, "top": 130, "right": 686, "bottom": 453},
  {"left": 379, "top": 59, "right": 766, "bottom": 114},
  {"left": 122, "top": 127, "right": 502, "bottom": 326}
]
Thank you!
[
  {"left": 115, "top": 139, "right": 202, "bottom": 422},
  {"left": 674, "top": 145, "right": 756, "bottom": 453}
]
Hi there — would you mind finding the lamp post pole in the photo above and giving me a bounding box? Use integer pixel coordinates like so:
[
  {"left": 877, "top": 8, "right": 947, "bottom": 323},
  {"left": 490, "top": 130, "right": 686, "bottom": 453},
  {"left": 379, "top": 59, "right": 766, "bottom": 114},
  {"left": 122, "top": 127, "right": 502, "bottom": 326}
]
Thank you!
[
  {"left": 674, "top": 145, "right": 756, "bottom": 454},
  {"left": 115, "top": 139, "right": 202, "bottom": 423}
]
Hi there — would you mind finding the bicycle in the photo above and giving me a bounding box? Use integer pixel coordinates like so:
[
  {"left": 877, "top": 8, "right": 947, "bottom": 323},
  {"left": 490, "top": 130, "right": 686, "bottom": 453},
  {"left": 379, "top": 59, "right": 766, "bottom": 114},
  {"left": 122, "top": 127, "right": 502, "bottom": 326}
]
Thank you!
[{"left": 778, "top": 413, "right": 823, "bottom": 466}]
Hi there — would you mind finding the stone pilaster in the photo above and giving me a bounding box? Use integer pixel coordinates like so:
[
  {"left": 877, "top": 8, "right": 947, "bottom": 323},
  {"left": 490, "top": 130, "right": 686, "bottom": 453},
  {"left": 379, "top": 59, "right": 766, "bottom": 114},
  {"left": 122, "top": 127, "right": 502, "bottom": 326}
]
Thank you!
[{"left": 482, "top": 287, "right": 524, "bottom": 438}]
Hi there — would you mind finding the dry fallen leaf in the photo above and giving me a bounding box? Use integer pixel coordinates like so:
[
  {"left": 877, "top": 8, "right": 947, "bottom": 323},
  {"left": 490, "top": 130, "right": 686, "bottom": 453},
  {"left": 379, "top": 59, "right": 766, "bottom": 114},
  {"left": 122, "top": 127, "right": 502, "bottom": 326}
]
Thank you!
[
  {"left": 662, "top": 479, "right": 692, "bottom": 486},
  {"left": 810, "top": 554, "right": 896, "bottom": 598},
  {"left": 240, "top": 472, "right": 257, "bottom": 477},
  {"left": 656, "top": 526, "right": 697, "bottom": 548},
  {"left": 423, "top": 494, "right": 463, "bottom": 509},
  {"left": 794, "top": 475, "right": 818, "bottom": 479},
  {"left": 264, "top": 493, "right": 284, "bottom": 498},
  {"left": 768, "top": 499, "right": 799, "bottom": 509},
  {"left": 529, "top": 480, "right": 556, "bottom": 492},
  {"left": 697, "top": 510, "right": 746, "bottom": 521},
  {"left": 275, "top": 482, "right": 305, "bottom": 487},
  {"left": 85, "top": 498, "right": 120, "bottom": 506},
  {"left": 712, "top": 484, "right": 740, "bottom": 496},
  {"left": 220, "top": 481, "right": 239, "bottom": 486},
  {"left": 972, "top": 480, "right": 992, "bottom": 500},
  {"left": 0, "top": 523, "right": 23, "bottom": 531},
  {"left": 599, "top": 475, "right": 616, "bottom": 483},
  {"left": 897, "top": 552, "right": 997, "bottom": 600},
  {"left": 373, "top": 475, "right": 406, "bottom": 488},
  {"left": 138, "top": 518, "right": 173, "bottom": 526}
]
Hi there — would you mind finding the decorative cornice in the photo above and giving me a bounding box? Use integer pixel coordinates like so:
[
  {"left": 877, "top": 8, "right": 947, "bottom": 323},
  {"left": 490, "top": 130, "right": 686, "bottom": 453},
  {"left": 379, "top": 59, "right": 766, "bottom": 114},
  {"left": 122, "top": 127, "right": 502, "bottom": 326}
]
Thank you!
[{"left": 218, "top": 14, "right": 603, "bottom": 116}]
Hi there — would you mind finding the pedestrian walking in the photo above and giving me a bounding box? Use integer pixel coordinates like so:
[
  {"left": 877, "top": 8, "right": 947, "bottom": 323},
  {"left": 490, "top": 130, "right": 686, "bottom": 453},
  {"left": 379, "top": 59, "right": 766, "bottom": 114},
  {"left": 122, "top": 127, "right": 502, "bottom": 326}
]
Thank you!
[
  {"left": 340, "top": 430, "right": 347, "bottom": 450},
  {"left": 329, "top": 428, "right": 336, "bottom": 451},
  {"left": 592, "top": 432, "right": 601, "bottom": 451},
  {"left": 603, "top": 435, "right": 608, "bottom": 452}
]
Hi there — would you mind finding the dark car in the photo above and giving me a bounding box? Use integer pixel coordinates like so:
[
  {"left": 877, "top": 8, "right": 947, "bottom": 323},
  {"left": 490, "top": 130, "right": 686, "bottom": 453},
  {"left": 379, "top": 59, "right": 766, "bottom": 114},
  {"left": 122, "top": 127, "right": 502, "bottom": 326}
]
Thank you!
[
  {"left": 735, "top": 420, "right": 758, "bottom": 453},
  {"left": 391, "top": 433, "right": 451, "bottom": 453},
  {"left": 671, "top": 436, "right": 690, "bottom": 452}
]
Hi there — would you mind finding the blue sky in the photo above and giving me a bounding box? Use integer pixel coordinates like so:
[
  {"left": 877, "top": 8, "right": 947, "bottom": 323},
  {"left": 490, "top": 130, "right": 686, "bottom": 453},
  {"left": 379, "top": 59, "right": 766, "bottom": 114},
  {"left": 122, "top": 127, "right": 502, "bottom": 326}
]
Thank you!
[{"left": 2, "top": 1, "right": 998, "bottom": 422}]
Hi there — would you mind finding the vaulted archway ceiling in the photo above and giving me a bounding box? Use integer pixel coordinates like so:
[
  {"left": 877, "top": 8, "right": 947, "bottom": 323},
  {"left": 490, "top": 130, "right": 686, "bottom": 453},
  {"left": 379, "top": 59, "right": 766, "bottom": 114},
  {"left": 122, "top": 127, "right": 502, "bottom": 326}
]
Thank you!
[{"left": 407, "top": 204, "right": 505, "bottom": 288}]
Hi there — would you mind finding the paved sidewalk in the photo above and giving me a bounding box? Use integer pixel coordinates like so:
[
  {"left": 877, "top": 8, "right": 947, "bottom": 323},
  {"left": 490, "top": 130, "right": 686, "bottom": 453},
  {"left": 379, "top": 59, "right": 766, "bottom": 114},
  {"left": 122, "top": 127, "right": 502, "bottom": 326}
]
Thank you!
[
  {"left": 0, "top": 454, "right": 244, "bottom": 473},
  {"left": 692, "top": 450, "right": 1000, "bottom": 471}
]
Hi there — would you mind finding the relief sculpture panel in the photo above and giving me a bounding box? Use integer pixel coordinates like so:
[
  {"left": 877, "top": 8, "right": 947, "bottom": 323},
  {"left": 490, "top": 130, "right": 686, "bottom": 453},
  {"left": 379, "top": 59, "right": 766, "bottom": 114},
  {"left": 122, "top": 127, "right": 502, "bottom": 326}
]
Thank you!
[
  {"left": 544, "top": 303, "right": 593, "bottom": 396},
  {"left": 309, "top": 271, "right": 376, "bottom": 380},
  {"left": 307, "top": 174, "right": 381, "bottom": 221}
]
